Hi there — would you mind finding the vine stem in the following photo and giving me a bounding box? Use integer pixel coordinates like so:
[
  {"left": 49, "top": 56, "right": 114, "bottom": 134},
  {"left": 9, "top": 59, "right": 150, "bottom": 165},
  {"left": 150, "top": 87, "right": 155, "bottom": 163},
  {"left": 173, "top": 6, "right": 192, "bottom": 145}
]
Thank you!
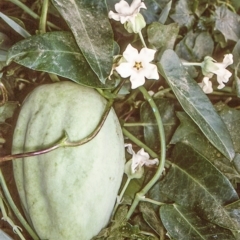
[
  {"left": 138, "top": 31, "right": 147, "bottom": 48},
  {"left": 122, "top": 127, "right": 158, "bottom": 159},
  {"left": 0, "top": 170, "right": 39, "bottom": 239},
  {"left": 0, "top": 82, "right": 8, "bottom": 106},
  {"left": 39, "top": 0, "right": 49, "bottom": 34},
  {"left": 0, "top": 99, "right": 111, "bottom": 162},
  {"left": 111, "top": 177, "right": 131, "bottom": 219},
  {"left": 126, "top": 86, "right": 166, "bottom": 220},
  {"left": 0, "top": 79, "right": 126, "bottom": 162},
  {"left": 8, "top": 0, "right": 60, "bottom": 30}
]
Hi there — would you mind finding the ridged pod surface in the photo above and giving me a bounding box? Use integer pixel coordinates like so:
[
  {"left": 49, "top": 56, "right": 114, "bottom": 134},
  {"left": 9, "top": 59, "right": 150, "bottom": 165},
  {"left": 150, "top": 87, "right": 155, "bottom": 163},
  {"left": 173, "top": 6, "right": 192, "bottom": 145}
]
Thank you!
[{"left": 12, "top": 81, "right": 125, "bottom": 240}]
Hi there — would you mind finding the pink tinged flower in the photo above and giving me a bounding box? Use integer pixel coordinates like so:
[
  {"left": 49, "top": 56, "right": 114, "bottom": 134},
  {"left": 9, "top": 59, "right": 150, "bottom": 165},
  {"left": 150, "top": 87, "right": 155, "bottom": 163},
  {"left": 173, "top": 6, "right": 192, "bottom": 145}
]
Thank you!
[
  {"left": 115, "top": 44, "right": 159, "bottom": 89},
  {"left": 108, "top": 0, "right": 146, "bottom": 24},
  {"left": 198, "top": 77, "right": 213, "bottom": 94},
  {"left": 125, "top": 144, "right": 159, "bottom": 174},
  {"left": 201, "top": 54, "right": 233, "bottom": 89}
]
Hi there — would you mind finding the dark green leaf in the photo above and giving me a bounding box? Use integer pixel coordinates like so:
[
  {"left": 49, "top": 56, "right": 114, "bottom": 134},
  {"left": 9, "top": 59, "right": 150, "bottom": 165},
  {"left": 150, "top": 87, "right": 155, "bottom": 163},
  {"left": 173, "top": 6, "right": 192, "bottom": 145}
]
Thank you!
[
  {"left": 147, "top": 22, "right": 179, "bottom": 53},
  {"left": 6, "top": 32, "right": 114, "bottom": 88},
  {"left": 141, "top": 98, "right": 178, "bottom": 152},
  {"left": 139, "top": 202, "right": 165, "bottom": 238},
  {"left": 51, "top": 0, "right": 114, "bottom": 83},
  {"left": 175, "top": 31, "right": 214, "bottom": 62},
  {"left": 170, "top": 112, "right": 220, "bottom": 162},
  {"left": 170, "top": 111, "right": 240, "bottom": 182},
  {"left": 214, "top": 5, "right": 240, "bottom": 42},
  {"left": 170, "top": 0, "right": 195, "bottom": 29},
  {"left": 218, "top": 104, "right": 240, "bottom": 153},
  {"left": 160, "top": 204, "right": 236, "bottom": 240},
  {"left": 158, "top": 143, "right": 240, "bottom": 230},
  {"left": 158, "top": 0, "right": 172, "bottom": 24},
  {"left": 158, "top": 49, "right": 235, "bottom": 160}
]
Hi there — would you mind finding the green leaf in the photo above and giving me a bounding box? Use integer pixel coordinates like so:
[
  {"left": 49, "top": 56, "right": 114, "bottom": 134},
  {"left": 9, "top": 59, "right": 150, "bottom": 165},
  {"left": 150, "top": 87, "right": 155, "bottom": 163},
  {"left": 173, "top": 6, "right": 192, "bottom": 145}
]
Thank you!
[
  {"left": 158, "top": 142, "right": 240, "bottom": 230},
  {"left": 158, "top": 49, "right": 235, "bottom": 160},
  {"left": 214, "top": 5, "right": 240, "bottom": 42},
  {"left": 175, "top": 30, "right": 214, "bottom": 62},
  {"left": 171, "top": 111, "right": 240, "bottom": 182},
  {"left": 170, "top": 112, "right": 220, "bottom": 162},
  {"left": 158, "top": 0, "right": 172, "bottom": 24},
  {"left": 0, "top": 12, "right": 31, "bottom": 38},
  {"left": 170, "top": 0, "right": 195, "bottom": 29},
  {"left": 160, "top": 204, "right": 236, "bottom": 240},
  {"left": 51, "top": 0, "right": 114, "bottom": 83},
  {"left": 147, "top": 22, "right": 179, "bottom": 54},
  {"left": 6, "top": 31, "right": 114, "bottom": 88},
  {"left": 140, "top": 98, "right": 178, "bottom": 153},
  {"left": 139, "top": 202, "right": 165, "bottom": 238},
  {"left": 218, "top": 104, "right": 240, "bottom": 153}
]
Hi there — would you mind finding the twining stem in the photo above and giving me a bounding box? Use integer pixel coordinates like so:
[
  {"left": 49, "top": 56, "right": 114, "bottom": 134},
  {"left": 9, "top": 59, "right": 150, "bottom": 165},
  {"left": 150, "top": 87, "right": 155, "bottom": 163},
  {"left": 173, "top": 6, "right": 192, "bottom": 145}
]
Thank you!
[
  {"left": 0, "top": 170, "right": 39, "bottom": 239},
  {"left": 0, "top": 99, "right": 111, "bottom": 162},
  {"left": 8, "top": 0, "right": 60, "bottom": 30},
  {"left": 126, "top": 86, "right": 166, "bottom": 220},
  {"left": 182, "top": 62, "right": 202, "bottom": 67},
  {"left": 0, "top": 79, "right": 126, "bottom": 163},
  {"left": 39, "top": 0, "right": 49, "bottom": 34},
  {"left": 0, "top": 196, "right": 26, "bottom": 240},
  {"left": 138, "top": 31, "right": 147, "bottom": 48},
  {"left": 0, "top": 82, "right": 8, "bottom": 106},
  {"left": 122, "top": 127, "right": 158, "bottom": 159},
  {"left": 111, "top": 177, "right": 131, "bottom": 219},
  {"left": 124, "top": 122, "right": 156, "bottom": 127}
]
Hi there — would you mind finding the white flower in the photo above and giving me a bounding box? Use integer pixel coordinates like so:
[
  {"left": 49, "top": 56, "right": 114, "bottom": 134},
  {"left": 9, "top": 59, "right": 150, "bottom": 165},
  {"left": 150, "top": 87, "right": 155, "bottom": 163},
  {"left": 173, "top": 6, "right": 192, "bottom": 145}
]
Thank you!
[
  {"left": 198, "top": 77, "right": 213, "bottom": 94},
  {"left": 115, "top": 44, "right": 159, "bottom": 89},
  {"left": 201, "top": 54, "right": 233, "bottom": 89},
  {"left": 108, "top": 0, "right": 146, "bottom": 24},
  {"left": 125, "top": 144, "right": 159, "bottom": 174}
]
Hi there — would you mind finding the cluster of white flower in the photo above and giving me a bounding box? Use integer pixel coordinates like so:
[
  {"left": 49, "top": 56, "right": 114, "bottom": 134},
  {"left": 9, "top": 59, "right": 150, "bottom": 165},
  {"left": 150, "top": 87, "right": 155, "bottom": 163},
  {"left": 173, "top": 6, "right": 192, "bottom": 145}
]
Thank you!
[
  {"left": 198, "top": 54, "right": 233, "bottom": 93},
  {"left": 108, "top": 0, "right": 233, "bottom": 172},
  {"left": 108, "top": 0, "right": 159, "bottom": 90}
]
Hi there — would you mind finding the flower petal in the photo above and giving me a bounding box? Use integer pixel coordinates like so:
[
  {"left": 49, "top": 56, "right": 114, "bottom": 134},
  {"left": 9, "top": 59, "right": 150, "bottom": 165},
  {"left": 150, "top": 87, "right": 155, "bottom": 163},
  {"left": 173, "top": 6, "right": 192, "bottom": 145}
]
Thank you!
[
  {"left": 198, "top": 77, "right": 213, "bottom": 94},
  {"left": 129, "top": 71, "right": 146, "bottom": 89},
  {"left": 115, "top": 0, "right": 131, "bottom": 14},
  {"left": 144, "top": 158, "right": 159, "bottom": 167},
  {"left": 142, "top": 63, "right": 159, "bottom": 80},
  {"left": 140, "top": 47, "right": 156, "bottom": 63},
  {"left": 115, "top": 62, "right": 133, "bottom": 78},
  {"left": 125, "top": 143, "right": 135, "bottom": 155},
  {"left": 123, "top": 44, "right": 139, "bottom": 62},
  {"left": 222, "top": 54, "right": 233, "bottom": 67},
  {"left": 137, "top": 148, "right": 150, "bottom": 159},
  {"left": 215, "top": 69, "right": 232, "bottom": 87},
  {"left": 108, "top": 11, "right": 121, "bottom": 21},
  {"left": 130, "top": 0, "right": 147, "bottom": 13}
]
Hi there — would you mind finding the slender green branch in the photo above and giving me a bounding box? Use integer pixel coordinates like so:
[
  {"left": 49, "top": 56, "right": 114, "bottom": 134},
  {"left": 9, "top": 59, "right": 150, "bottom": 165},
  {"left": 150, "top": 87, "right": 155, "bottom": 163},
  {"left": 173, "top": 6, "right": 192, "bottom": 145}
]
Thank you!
[
  {"left": 126, "top": 86, "right": 166, "bottom": 220},
  {"left": 0, "top": 170, "right": 39, "bottom": 239},
  {"left": 182, "top": 62, "right": 202, "bottom": 67},
  {"left": 0, "top": 79, "right": 127, "bottom": 162},
  {"left": 8, "top": 0, "right": 61, "bottom": 30},
  {"left": 0, "top": 82, "right": 8, "bottom": 106},
  {"left": 39, "top": 0, "right": 49, "bottom": 34},
  {"left": 0, "top": 196, "right": 26, "bottom": 240},
  {"left": 111, "top": 177, "right": 131, "bottom": 219},
  {"left": 124, "top": 122, "right": 156, "bottom": 127},
  {"left": 0, "top": 98, "right": 113, "bottom": 162},
  {"left": 142, "top": 197, "right": 165, "bottom": 206},
  {"left": 122, "top": 127, "right": 158, "bottom": 159},
  {"left": 138, "top": 31, "right": 147, "bottom": 48}
]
